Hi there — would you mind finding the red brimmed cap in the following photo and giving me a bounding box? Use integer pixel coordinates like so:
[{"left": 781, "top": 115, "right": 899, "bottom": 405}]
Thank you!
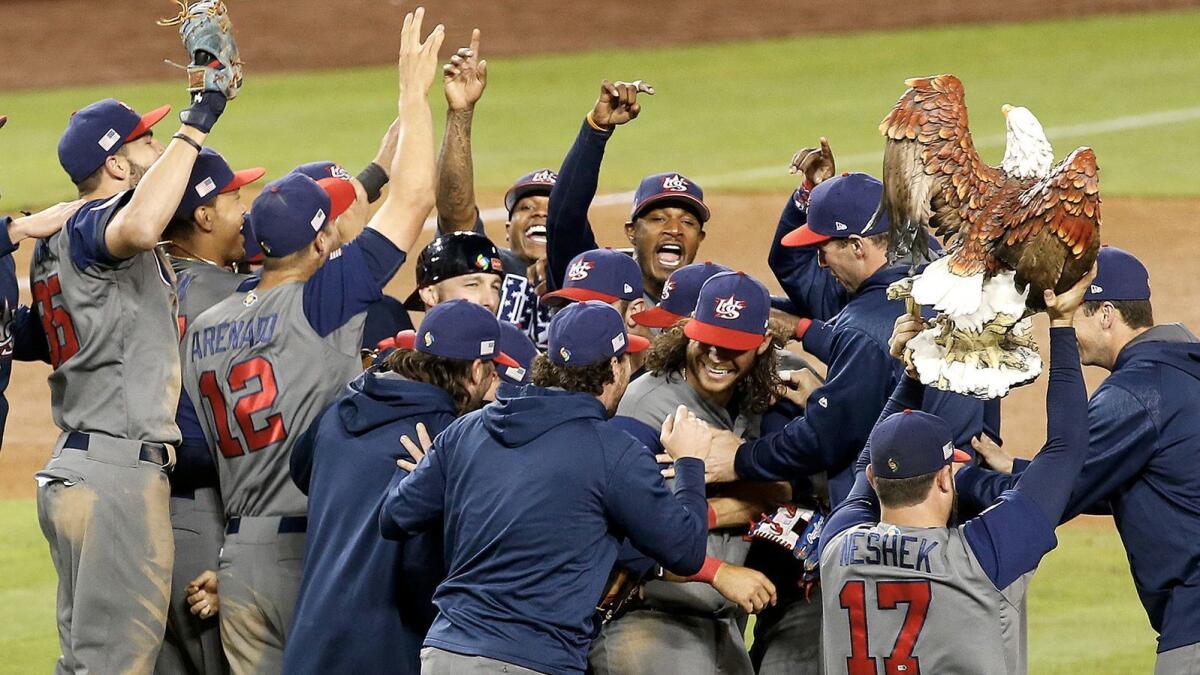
[
  {"left": 57, "top": 99, "right": 172, "bottom": 184},
  {"left": 781, "top": 172, "right": 889, "bottom": 247},
  {"left": 126, "top": 103, "right": 171, "bottom": 141},
  {"left": 869, "top": 409, "right": 973, "bottom": 479},
  {"left": 542, "top": 249, "right": 642, "bottom": 307},
  {"left": 631, "top": 305, "right": 685, "bottom": 328},
  {"left": 632, "top": 261, "right": 733, "bottom": 328},
  {"left": 176, "top": 148, "right": 266, "bottom": 218},
  {"left": 630, "top": 172, "right": 710, "bottom": 223},
  {"left": 682, "top": 271, "right": 770, "bottom": 351},
  {"left": 393, "top": 300, "right": 520, "bottom": 368},
  {"left": 250, "top": 172, "right": 357, "bottom": 258}
]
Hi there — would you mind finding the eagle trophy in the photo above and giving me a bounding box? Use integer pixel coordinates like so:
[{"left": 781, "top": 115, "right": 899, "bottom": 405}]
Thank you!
[{"left": 875, "top": 74, "right": 1100, "bottom": 399}]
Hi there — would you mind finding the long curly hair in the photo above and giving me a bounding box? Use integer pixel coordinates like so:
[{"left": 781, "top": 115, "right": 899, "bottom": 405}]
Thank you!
[
  {"left": 531, "top": 354, "right": 615, "bottom": 396},
  {"left": 380, "top": 348, "right": 481, "bottom": 416},
  {"left": 644, "top": 321, "right": 782, "bottom": 415}
]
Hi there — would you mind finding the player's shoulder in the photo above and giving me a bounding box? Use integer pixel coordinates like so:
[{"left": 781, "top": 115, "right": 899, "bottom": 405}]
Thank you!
[{"left": 618, "top": 371, "right": 685, "bottom": 417}]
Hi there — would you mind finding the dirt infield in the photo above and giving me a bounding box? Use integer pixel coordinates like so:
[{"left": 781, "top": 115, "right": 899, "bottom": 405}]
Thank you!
[
  {"left": 0, "top": 192, "right": 1195, "bottom": 499},
  {"left": 2, "top": 0, "right": 1199, "bottom": 91}
]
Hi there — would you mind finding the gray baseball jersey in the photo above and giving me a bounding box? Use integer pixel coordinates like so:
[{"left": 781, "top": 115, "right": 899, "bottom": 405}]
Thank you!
[
  {"left": 820, "top": 522, "right": 1032, "bottom": 675},
  {"left": 616, "top": 370, "right": 759, "bottom": 612},
  {"left": 30, "top": 190, "right": 181, "bottom": 444},
  {"left": 172, "top": 257, "right": 248, "bottom": 337},
  {"left": 182, "top": 281, "right": 364, "bottom": 518}
]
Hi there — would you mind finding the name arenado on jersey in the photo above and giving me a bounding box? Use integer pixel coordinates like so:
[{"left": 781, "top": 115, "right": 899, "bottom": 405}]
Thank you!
[{"left": 189, "top": 314, "right": 279, "bottom": 362}]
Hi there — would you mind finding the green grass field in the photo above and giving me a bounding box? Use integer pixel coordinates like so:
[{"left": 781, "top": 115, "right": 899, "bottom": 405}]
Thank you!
[
  {"left": 0, "top": 9, "right": 1188, "bottom": 672},
  {"left": 2, "top": 9, "right": 1200, "bottom": 210}
]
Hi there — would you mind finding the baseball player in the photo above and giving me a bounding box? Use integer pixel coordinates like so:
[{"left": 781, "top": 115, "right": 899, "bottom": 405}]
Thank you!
[
  {"left": 958, "top": 246, "right": 1200, "bottom": 673},
  {"left": 818, "top": 274, "right": 1093, "bottom": 674},
  {"left": 403, "top": 230, "right": 506, "bottom": 313},
  {"left": 432, "top": 29, "right": 558, "bottom": 346},
  {"left": 545, "top": 80, "right": 709, "bottom": 304},
  {"left": 591, "top": 271, "right": 792, "bottom": 675},
  {"left": 180, "top": 10, "right": 443, "bottom": 671},
  {"left": 380, "top": 300, "right": 714, "bottom": 674},
  {"left": 160, "top": 146, "right": 265, "bottom": 675},
  {"left": 1, "top": 114, "right": 79, "bottom": 446},
  {"left": 490, "top": 319, "right": 539, "bottom": 394},
  {"left": 284, "top": 300, "right": 517, "bottom": 674},
  {"left": 290, "top": 159, "right": 416, "bottom": 346},
  {"left": 31, "top": 45, "right": 235, "bottom": 670}
]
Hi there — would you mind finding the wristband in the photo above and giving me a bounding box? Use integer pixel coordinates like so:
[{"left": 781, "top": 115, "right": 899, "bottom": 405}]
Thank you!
[
  {"left": 707, "top": 504, "right": 717, "bottom": 530},
  {"left": 356, "top": 162, "right": 389, "bottom": 204},
  {"left": 179, "top": 91, "right": 227, "bottom": 134},
  {"left": 586, "top": 111, "right": 613, "bottom": 133},
  {"left": 686, "top": 556, "right": 723, "bottom": 585},
  {"left": 793, "top": 318, "right": 813, "bottom": 341},
  {"left": 172, "top": 133, "right": 203, "bottom": 153}
]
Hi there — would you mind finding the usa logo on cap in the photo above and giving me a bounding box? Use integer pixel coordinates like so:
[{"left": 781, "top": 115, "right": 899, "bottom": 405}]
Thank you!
[
  {"left": 567, "top": 260, "right": 594, "bottom": 281},
  {"left": 661, "top": 279, "right": 676, "bottom": 301},
  {"left": 662, "top": 174, "right": 689, "bottom": 192},
  {"left": 714, "top": 296, "right": 746, "bottom": 320},
  {"left": 530, "top": 169, "right": 557, "bottom": 185}
]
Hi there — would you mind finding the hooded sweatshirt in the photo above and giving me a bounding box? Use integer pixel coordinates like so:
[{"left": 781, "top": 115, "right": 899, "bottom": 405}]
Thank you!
[
  {"left": 379, "top": 383, "right": 709, "bottom": 675},
  {"left": 958, "top": 324, "right": 1200, "bottom": 652},
  {"left": 283, "top": 370, "right": 457, "bottom": 675}
]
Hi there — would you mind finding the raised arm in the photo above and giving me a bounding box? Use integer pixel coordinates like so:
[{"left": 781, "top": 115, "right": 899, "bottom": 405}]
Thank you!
[
  {"left": 365, "top": 9, "right": 444, "bottom": 254},
  {"left": 435, "top": 29, "right": 487, "bottom": 232},
  {"left": 546, "top": 79, "right": 652, "bottom": 289}
]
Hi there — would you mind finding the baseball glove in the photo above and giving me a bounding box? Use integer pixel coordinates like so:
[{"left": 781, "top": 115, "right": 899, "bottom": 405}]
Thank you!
[
  {"left": 159, "top": 0, "right": 243, "bottom": 100},
  {"left": 746, "top": 503, "right": 826, "bottom": 599},
  {"left": 594, "top": 568, "right": 642, "bottom": 626}
]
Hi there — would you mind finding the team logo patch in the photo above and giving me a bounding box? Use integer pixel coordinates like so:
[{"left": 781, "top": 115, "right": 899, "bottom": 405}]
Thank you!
[
  {"left": 311, "top": 209, "right": 326, "bottom": 231},
  {"left": 475, "top": 254, "right": 490, "bottom": 270},
  {"left": 623, "top": 283, "right": 634, "bottom": 294},
  {"left": 559, "top": 347, "right": 571, "bottom": 362},
  {"left": 329, "top": 165, "right": 352, "bottom": 180},
  {"left": 195, "top": 176, "right": 218, "bottom": 198},
  {"left": 567, "top": 260, "right": 594, "bottom": 281},
  {"left": 942, "top": 441, "right": 955, "bottom": 460},
  {"left": 491, "top": 258, "right": 503, "bottom": 272},
  {"left": 713, "top": 295, "right": 746, "bottom": 320},
  {"left": 661, "top": 279, "right": 675, "bottom": 301},
  {"left": 506, "top": 365, "right": 527, "bottom": 381},
  {"left": 424, "top": 332, "right": 435, "bottom": 347},
  {"left": 834, "top": 221, "right": 849, "bottom": 232},
  {"left": 98, "top": 128, "right": 121, "bottom": 151},
  {"left": 611, "top": 332, "right": 626, "bottom": 353},
  {"left": 817, "top": 396, "right": 828, "bottom": 408},
  {"left": 661, "top": 174, "right": 689, "bottom": 192},
  {"left": 1090, "top": 284, "right": 1103, "bottom": 294},
  {"left": 242, "top": 291, "right": 258, "bottom": 307},
  {"left": 530, "top": 169, "right": 557, "bottom": 185},
  {"left": 887, "top": 458, "right": 899, "bottom": 472},
  {"left": 480, "top": 339, "right": 495, "bottom": 356}
]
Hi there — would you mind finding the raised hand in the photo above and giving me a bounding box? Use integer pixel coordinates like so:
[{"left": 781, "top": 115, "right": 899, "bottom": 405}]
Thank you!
[
  {"left": 398, "top": 7, "right": 446, "bottom": 101},
  {"left": 590, "top": 79, "right": 654, "bottom": 128},
  {"left": 971, "top": 434, "right": 1015, "bottom": 474},
  {"left": 789, "top": 137, "right": 836, "bottom": 187},
  {"left": 1045, "top": 264, "right": 1098, "bottom": 327},
  {"left": 659, "top": 405, "right": 713, "bottom": 463},
  {"left": 888, "top": 313, "right": 926, "bottom": 378},
  {"left": 711, "top": 563, "right": 778, "bottom": 614},
  {"left": 444, "top": 29, "right": 487, "bottom": 111},
  {"left": 397, "top": 422, "right": 434, "bottom": 472}
]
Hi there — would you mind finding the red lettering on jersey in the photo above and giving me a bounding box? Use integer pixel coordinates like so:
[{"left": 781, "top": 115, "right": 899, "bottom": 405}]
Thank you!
[
  {"left": 198, "top": 356, "right": 288, "bottom": 459},
  {"left": 32, "top": 274, "right": 80, "bottom": 369},
  {"left": 839, "top": 579, "right": 930, "bottom": 674}
]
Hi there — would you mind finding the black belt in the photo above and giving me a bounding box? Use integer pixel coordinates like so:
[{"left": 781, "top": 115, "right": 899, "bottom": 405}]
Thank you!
[
  {"left": 65, "top": 431, "right": 170, "bottom": 466},
  {"left": 225, "top": 515, "right": 307, "bottom": 535}
]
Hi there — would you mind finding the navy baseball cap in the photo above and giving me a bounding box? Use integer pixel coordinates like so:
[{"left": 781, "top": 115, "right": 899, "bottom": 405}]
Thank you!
[
  {"left": 58, "top": 99, "right": 172, "bottom": 184},
  {"left": 684, "top": 271, "right": 771, "bottom": 351},
  {"left": 240, "top": 215, "right": 263, "bottom": 263},
  {"left": 782, "top": 173, "right": 890, "bottom": 247},
  {"left": 543, "top": 249, "right": 643, "bottom": 306},
  {"left": 633, "top": 261, "right": 732, "bottom": 328},
  {"left": 292, "top": 161, "right": 354, "bottom": 183},
  {"left": 176, "top": 148, "right": 266, "bottom": 218},
  {"left": 504, "top": 169, "right": 558, "bottom": 217},
  {"left": 869, "top": 410, "right": 972, "bottom": 479},
  {"left": 249, "top": 172, "right": 357, "bottom": 258},
  {"left": 1085, "top": 246, "right": 1150, "bottom": 301},
  {"left": 548, "top": 300, "right": 650, "bottom": 368},
  {"left": 630, "top": 172, "right": 710, "bottom": 223},
  {"left": 497, "top": 321, "right": 538, "bottom": 384},
  {"left": 394, "top": 299, "right": 519, "bottom": 368}
]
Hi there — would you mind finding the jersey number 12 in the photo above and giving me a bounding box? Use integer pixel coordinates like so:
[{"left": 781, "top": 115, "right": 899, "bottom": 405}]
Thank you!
[
  {"left": 839, "top": 579, "right": 931, "bottom": 675},
  {"left": 198, "top": 356, "right": 287, "bottom": 458}
]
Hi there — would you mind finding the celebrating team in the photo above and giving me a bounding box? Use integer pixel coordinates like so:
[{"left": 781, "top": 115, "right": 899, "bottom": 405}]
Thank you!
[{"left": 2, "top": 6, "right": 1198, "bottom": 675}]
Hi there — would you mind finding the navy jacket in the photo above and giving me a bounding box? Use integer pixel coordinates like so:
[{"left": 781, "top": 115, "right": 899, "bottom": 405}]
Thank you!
[
  {"left": 379, "top": 384, "right": 709, "bottom": 675},
  {"left": 735, "top": 264, "right": 1001, "bottom": 504},
  {"left": 1, "top": 218, "right": 51, "bottom": 448},
  {"left": 284, "top": 370, "right": 456, "bottom": 675},
  {"left": 546, "top": 119, "right": 611, "bottom": 291},
  {"left": 958, "top": 324, "right": 1200, "bottom": 652}
]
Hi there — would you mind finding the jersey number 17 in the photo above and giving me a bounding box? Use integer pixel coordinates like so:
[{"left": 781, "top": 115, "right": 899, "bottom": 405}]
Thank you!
[{"left": 839, "top": 579, "right": 931, "bottom": 675}]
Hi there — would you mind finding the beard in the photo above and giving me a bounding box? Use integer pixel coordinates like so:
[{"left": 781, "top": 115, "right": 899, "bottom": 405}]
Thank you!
[{"left": 127, "top": 159, "right": 150, "bottom": 188}]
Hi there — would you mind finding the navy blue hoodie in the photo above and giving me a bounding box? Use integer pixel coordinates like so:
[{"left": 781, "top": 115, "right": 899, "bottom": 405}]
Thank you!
[
  {"left": 379, "top": 384, "right": 709, "bottom": 675},
  {"left": 958, "top": 325, "right": 1200, "bottom": 652},
  {"left": 284, "top": 370, "right": 457, "bottom": 675}
]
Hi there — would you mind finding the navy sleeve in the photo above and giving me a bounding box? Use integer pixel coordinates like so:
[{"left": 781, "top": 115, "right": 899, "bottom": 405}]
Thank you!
[
  {"left": 379, "top": 432, "right": 448, "bottom": 540},
  {"left": 67, "top": 191, "right": 135, "bottom": 269},
  {"left": 961, "top": 490, "right": 1058, "bottom": 590},
  {"left": 799, "top": 319, "right": 834, "bottom": 364},
  {"left": 735, "top": 328, "right": 896, "bottom": 482},
  {"left": 817, "top": 376, "right": 925, "bottom": 559},
  {"left": 923, "top": 387, "right": 998, "bottom": 456},
  {"left": 603, "top": 442, "right": 708, "bottom": 576},
  {"left": 610, "top": 415, "right": 663, "bottom": 453},
  {"left": 13, "top": 305, "right": 50, "bottom": 363},
  {"left": 303, "top": 229, "right": 406, "bottom": 337},
  {"left": 0, "top": 217, "right": 17, "bottom": 257},
  {"left": 767, "top": 188, "right": 847, "bottom": 322},
  {"left": 289, "top": 403, "right": 332, "bottom": 496},
  {"left": 546, "top": 119, "right": 610, "bottom": 290}
]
